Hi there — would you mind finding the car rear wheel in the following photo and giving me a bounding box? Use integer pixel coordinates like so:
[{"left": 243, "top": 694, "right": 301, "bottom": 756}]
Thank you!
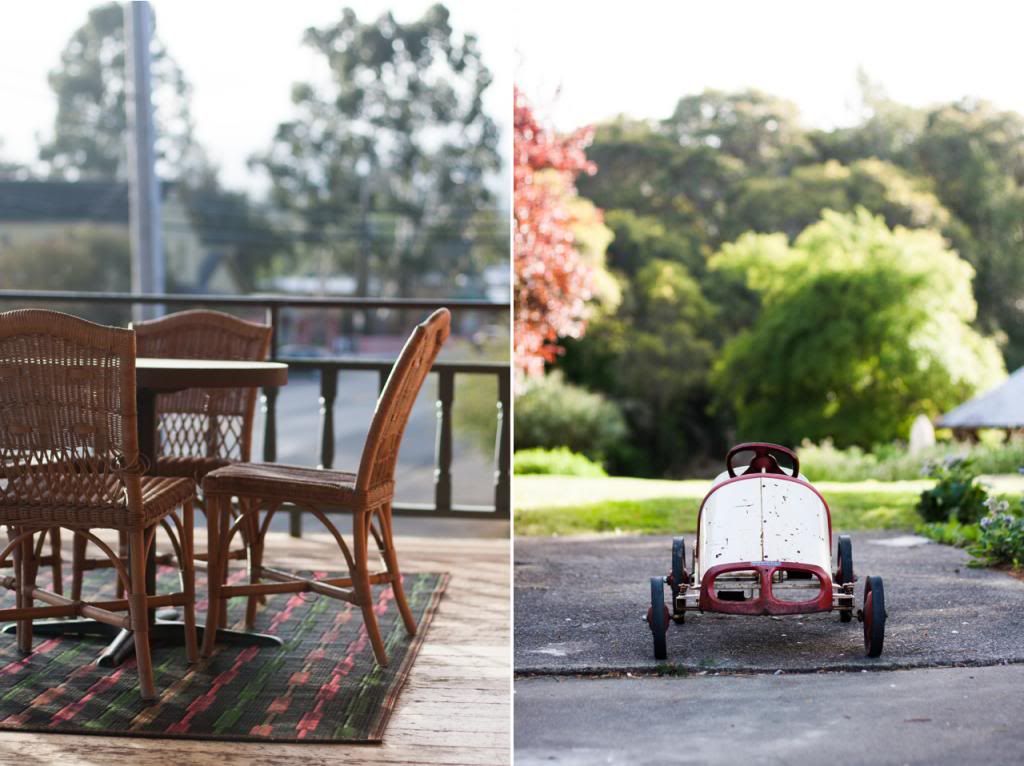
[
  {"left": 648, "top": 577, "right": 669, "bottom": 660},
  {"left": 863, "top": 575, "right": 886, "bottom": 657}
]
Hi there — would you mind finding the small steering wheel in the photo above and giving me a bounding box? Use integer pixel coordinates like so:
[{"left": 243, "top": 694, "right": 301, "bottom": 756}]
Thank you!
[{"left": 725, "top": 442, "right": 799, "bottom": 478}]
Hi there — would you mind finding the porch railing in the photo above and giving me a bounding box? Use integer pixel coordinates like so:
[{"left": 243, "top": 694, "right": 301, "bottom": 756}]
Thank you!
[{"left": 0, "top": 290, "right": 510, "bottom": 531}]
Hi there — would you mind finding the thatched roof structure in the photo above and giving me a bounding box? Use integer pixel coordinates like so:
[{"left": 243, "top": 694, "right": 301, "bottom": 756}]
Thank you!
[{"left": 938, "top": 368, "right": 1024, "bottom": 430}]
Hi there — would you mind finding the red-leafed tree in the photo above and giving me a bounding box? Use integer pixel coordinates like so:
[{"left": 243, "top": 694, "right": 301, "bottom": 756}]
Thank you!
[{"left": 514, "top": 87, "right": 597, "bottom": 378}]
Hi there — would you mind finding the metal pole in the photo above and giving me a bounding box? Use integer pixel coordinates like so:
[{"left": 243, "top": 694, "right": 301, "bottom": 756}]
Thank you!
[{"left": 124, "top": 0, "right": 164, "bottom": 321}]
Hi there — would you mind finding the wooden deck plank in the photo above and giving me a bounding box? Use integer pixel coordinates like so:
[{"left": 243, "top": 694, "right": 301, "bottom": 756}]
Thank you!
[{"left": 0, "top": 528, "right": 511, "bottom": 766}]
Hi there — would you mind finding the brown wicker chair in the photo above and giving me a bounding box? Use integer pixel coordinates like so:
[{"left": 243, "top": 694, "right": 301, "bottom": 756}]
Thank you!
[
  {"left": 200, "top": 308, "right": 450, "bottom": 664},
  {"left": 0, "top": 309, "right": 198, "bottom": 700},
  {"left": 70, "top": 310, "right": 272, "bottom": 600}
]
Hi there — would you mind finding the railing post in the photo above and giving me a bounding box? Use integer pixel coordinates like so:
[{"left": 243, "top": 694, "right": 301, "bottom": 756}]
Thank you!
[
  {"left": 262, "top": 303, "right": 280, "bottom": 464},
  {"left": 434, "top": 368, "right": 455, "bottom": 514},
  {"left": 318, "top": 367, "right": 338, "bottom": 469},
  {"left": 494, "top": 370, "right": 511, "bottom": 518}
]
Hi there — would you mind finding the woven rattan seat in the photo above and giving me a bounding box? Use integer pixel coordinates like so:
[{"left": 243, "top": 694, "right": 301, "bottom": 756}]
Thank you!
[
  {"left": 0, "top": 474, "right": 195, "bottom": 528},
  {"left": 200, "top": 309, "right": 450, "bottom": 666},
  {"left": 0, "top": 309, "right": 198, "bottom": 701},
  {"left": 203, "top": 463, "right": 362, "bottom": 505}
]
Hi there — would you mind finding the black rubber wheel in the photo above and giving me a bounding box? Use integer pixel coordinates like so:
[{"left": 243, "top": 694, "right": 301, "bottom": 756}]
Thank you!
[
  {"left": 648, "top": 577, "right": 669, "bottom": 660},
  {"left": 836, "top": 535, "right": 853, "bottom": 622},
  {"left": 671, "top": 538, "right": 686, "bottom": 623},
  {"left": 863, "top": 575, "right": 886, "bottom": 657}
]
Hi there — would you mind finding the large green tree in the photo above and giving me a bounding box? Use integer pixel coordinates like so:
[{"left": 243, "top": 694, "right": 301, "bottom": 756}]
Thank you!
[
  {"left": 38, "top": 2, "right": 200, "bottom": 181},
  {"left": 711, "top": 209, "right": 1004, "bottom": 447},
  {"left": 254, "top": 4, "right": 501, "bottom": 297}
]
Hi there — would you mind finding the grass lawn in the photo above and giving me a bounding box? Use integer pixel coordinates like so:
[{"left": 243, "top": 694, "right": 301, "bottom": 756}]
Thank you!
[{"left": 514, "top": 474, "right": 1024, "bottom": 537}]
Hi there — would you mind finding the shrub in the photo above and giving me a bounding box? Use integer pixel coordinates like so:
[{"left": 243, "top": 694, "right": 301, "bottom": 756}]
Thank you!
[
  {"left": 513, "top": 448, "right": 608, "bottom": 477},
  {"left": 969, "top": 498, "right": 1024, "bottom": 569},
  {"left": 514, "top": 373, "right": 627, "bottom": 462},
  {"left": 797, "top": 437, "right": 1024, "bottom": 482},
  {"left": 916, "top": 457, "right": 989, "bottom": 524},
  {"left": 797, "top": 440, "right": 881, "bottom": 482},
  {"left": 917, "top": 519, "right": 982, "bottom": 548}
]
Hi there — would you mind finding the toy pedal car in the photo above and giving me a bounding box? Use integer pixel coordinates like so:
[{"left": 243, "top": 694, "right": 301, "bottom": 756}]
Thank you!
[{"left": 647, "top": 442, "right": 886, "bottom": 660}]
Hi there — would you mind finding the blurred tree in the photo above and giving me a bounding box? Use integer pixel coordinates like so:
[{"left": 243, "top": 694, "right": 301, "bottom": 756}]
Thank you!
[
  {"left": 911, "top": 100, "right": 1024, "bottom": 364},
  {"left": 808, "top": 70, "right": 925, "bottom": 166},
  {"left": 38, "top": 2, "right": 201, "bottom": 181},
  {"left": 174, "top": 171, "right": 289, "bottom": 290},
  {"left": 711, "top": 209, "right": 1005, "bottom": 447},
  {"left": 561, "top": 259, "right": 716, "bottom": 475},
  {"left": 724, "top": 158, "right": 951, "bottom": 241},
  {"left": 254, "top": 4, "right": 501, "bottom": 297},
  {"left": 602, "top": 209, "right": 705, "bottom": 278},
  {"left": 513, "top": 87, "right": 597, "bottom": 377},
  {"left": 664, "top": 89, "right": 812, "bottom": 172},
  {"left": 0, "top": 226, "right": 130, "bottom": 324}
]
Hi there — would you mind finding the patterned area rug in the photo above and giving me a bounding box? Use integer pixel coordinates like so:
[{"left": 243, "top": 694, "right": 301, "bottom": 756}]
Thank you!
[{"left": 0, "top": 566, "right": 447, "bottom": 742}]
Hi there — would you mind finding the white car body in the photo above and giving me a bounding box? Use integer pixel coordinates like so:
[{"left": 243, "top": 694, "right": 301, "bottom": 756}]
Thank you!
[{"left": 696, "top": 466, "right": 831, "bottom": 583}]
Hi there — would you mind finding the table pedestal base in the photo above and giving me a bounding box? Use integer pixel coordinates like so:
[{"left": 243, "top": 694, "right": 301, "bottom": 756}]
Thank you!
[{"left": 1, "top": 620, "right": 282, "bottom": 666}]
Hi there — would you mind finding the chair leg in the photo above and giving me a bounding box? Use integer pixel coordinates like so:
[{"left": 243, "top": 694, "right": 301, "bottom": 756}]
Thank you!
[
  {"left": 180, "top": 500, "right": 199, "bottom": 664},
  {"left": 244, "top": 499, "right": 264, "bottom": 631},
  {"left": 377, "top": 510, "right": 417, "bottom": 636},
  {"left": 353, "top": 513, "right": 388, "bottom": 666},
  {"left": 17, "top": 531, "right": 39, "bottom": 654},
  {"left": 70, "top": 532, "right": 87, "bottom": 601},
  {"left": 11, "top": 528, "right": 27, "bottom": 654},
  {"left": 116, "top": 531, "right": 128, "bottom": 599},
  {"left": 48, "top": 528, "right": 63, "bottom": 596},
  {"left": 201, "top": 494, "right": 224, "bottom": 658},
  {"left": 128, "top": 528, "right": 156, "bottom": 701}
]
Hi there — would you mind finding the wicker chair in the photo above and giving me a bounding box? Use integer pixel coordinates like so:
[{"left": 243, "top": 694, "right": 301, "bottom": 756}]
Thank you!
[
  {"left": 70, "top": 310, "right": 272, "bottom": 600},
  {"left": 0, "top": 309, "right": 198, "bottom": 701},
  {"left": 200, "top": 308, "right": 450, "bottom": 663}
]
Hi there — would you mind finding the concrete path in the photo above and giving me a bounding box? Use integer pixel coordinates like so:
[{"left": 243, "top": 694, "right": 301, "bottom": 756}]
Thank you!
[
  {"left": 515, "top": 666, "right": 1024, "bottom": 765},
  {"left": 515, "top": 532, "right": 1024, "bottom": 673}
]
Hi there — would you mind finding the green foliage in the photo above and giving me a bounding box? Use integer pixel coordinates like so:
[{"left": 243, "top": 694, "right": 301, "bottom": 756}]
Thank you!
[
  {"left": 551, "top": 86, "right": 1024, "bottom": 474},
  {"left": 711, "top": 210, "right": 1004, "bottom": 447},
  {"left": 663, "top": 89, "right": 812, "bottom": 171},
  {"left": 917, "top": 457, "right": 990, "bottom": 524},
  {"left": 724, "top": 159, "right": 951, "bottom": 241},
  {"left": 603, "top": 209, "right": 705, "bottom": 277},
  {"left": 918, "top": 519, "right": 982, "bottom": 548},
  {"left": 970, "top": 498, "right": 1024, "bottom": 569},
  {"left": 513, "top": 448, "right": 608, "bottom": 477},
  {"left": 559, "top": 259, "right": 716, "bottom": 475},
  {"left": 513, "top": 373, "right": 627, "bottom": 463}
]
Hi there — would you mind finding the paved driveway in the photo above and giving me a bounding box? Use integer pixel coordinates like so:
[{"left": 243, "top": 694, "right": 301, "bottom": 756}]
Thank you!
[{"left": 515, "top": 532, "right": 1024, "bottom": 673}]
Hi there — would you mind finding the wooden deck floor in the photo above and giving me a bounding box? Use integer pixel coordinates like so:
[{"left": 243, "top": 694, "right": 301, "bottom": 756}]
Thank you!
[{"left": 0, "top": 526, "right": 511, "bottom": 766}]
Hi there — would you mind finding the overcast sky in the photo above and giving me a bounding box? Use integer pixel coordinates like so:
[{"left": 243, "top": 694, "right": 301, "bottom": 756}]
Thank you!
[
  {"left": 515, "top": 0, "right": 1024, "bottom": 132},
  {"left": 0, "top": 0, "right": 511, "bottom": 197}
]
